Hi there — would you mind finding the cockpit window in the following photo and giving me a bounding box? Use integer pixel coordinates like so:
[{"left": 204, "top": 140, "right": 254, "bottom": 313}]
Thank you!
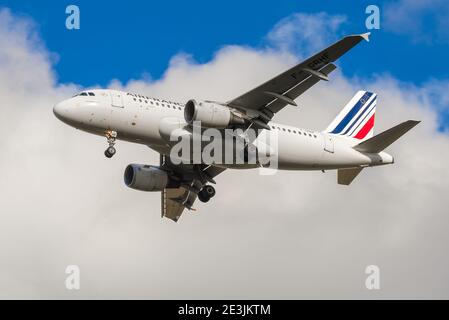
[{"left": 73, "top": 91, "right": 95, "bottom": 97}]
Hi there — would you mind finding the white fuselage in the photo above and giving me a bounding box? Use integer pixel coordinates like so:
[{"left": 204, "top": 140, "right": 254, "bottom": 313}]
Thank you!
[{"left": 53, "top": 89, "right": 393, "bottom": 170}]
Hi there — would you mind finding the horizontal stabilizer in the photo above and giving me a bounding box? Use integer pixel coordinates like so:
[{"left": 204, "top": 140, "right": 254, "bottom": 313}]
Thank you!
[
  {"left": 338, "top": 168, "right": 363, "bottom": 185},
  {"left": 353, "top": 120, "right": 420, "bottom": 153}
]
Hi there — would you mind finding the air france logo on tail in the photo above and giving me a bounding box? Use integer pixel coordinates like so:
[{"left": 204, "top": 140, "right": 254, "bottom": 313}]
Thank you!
[{"left": 326, "top": 91, "right": 377, "bottom": 140}]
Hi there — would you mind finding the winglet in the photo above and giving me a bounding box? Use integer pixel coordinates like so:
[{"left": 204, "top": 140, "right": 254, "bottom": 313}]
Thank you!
[{"left": 360, "top": 32, "right": 371, "bottom": 42}]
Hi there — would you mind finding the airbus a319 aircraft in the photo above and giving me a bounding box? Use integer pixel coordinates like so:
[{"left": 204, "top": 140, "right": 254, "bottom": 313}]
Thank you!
[{"left": 54, "top": 33, "right": 419, "bottom": 222}]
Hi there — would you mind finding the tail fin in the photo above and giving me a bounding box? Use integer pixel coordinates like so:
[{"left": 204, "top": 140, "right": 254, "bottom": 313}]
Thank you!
[
  {"left": 338, "top": 120, "right": 420, "bottom": 186},
  {"left": 325, "top": 91, "right": 377, "bottom": 141}
]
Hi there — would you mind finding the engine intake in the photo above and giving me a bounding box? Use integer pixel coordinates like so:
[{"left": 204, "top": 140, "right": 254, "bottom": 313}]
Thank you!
[
  {"left": 124, "top": 164, "right": 177, "bottom": 192},
  {"left": 184, "top": 99, "right": 245, "bottom": 128}
]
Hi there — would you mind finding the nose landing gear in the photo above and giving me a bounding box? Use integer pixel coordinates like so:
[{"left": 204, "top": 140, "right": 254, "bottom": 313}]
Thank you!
[
  {"left": 104, "top": 146, "right": 116, "bottom": 158},
  {"left": 104, "top": 131, "right": 117, "bottom": 158},
  {"left": 198, "top": 185, "right": 216, "bottom": 203}
]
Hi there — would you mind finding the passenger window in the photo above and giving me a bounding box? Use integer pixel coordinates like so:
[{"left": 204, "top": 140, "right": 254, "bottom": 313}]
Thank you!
[{"left": 80, "top": 92, "right": 88, "bottom": 96}]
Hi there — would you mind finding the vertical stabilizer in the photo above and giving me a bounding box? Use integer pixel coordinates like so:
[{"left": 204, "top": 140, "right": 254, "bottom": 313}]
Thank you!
[{"left": 326, "top": 91, "right": 377, "bottom": 141}]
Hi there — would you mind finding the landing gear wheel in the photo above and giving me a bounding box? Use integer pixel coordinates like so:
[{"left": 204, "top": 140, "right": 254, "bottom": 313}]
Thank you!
[
  {"left": 198, "top": 191, "right": 210, "bottom": 203},
  {"left": 203, "top": 185, "right": 216, "bottom": 198},
  {"left": 198, "top": 185, "right": 216, "bottom": 203},
  {"left": 104, "top": 130, "right": 118, "bottom": 159},
  {"left": 107, "top": 146, "right": 116, "bottom": 156},
  {"left": 104, "top": 146, "right": 116, "bottom": 158}
]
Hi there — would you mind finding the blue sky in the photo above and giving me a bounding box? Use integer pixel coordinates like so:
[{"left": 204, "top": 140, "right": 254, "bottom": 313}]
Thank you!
[{"left": 0, "top": 0, "right": 447, "bottom": 88}]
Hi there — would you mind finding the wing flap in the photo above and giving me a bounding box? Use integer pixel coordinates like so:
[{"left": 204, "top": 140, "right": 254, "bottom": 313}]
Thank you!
[
  {"left": 162, "top": 187, "right": 197, "bottom": 222},
  {"left": 159, "top": 155, "right": 227, "bottom": 222}
]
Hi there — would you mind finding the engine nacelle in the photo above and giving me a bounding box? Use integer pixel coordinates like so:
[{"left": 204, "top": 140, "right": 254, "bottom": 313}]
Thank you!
[
  {"left": 124, "top": 164, "right": 176, "bottom": 192},
  {"left": 184, "top": 99, "right": 245, "bottom": 128}
]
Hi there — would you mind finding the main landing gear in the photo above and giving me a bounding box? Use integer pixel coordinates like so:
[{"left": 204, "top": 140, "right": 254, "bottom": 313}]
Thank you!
[
  {"left": 104, "top": 131, "right": 117, "bottom": 158},
  {"left": 198, "top": 185, "right": 216, "bottom": 203}
]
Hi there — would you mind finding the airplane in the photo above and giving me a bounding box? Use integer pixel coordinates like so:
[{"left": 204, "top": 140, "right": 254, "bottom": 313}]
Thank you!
[{"left": 53, "top": 32, "right": 419, "bottom": 222}]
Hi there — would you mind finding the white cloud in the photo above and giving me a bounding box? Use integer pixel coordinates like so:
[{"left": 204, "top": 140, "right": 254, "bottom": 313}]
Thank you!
[
  {"left": 417, "top": 79, "right": 449, "bottom": 128},
  {"left": 1, "top": 9, "right": 449, "bottom": 299},
  {"left": 384, "top": 0, "right": 449, "bottom": 44},
  {"left": 267, "top": 12, "right": 347, "bottom": 57}
]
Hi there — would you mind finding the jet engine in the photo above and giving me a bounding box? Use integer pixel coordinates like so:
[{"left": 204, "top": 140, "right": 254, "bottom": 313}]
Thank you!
[
  {"left": 184, "top": 99, "right": 245, "bottom": 128},
  {"left": 124, "top": 164, "right": 178, "bottom": 192}
]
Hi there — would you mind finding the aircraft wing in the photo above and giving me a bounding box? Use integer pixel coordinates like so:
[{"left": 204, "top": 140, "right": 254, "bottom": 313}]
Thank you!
[
  {"left": 160, "top": 155, "right": 226, "bottom": 222},
  {"left": 227, "top": 33, "right": 370, "bottom": 125}
]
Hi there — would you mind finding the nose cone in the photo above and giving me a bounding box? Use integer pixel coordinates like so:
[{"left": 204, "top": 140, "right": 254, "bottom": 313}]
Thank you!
[
  {"left": 53, "top": 101, "right": 64, "bottom": 119},
  {"left": 53, "top": 100, "right": 71, "bottom": 123}
]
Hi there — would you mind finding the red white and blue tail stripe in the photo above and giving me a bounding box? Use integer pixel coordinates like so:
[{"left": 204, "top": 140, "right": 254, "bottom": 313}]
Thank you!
[{"left": 325, "top": 91, "right": 377, "bottom": 140}]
